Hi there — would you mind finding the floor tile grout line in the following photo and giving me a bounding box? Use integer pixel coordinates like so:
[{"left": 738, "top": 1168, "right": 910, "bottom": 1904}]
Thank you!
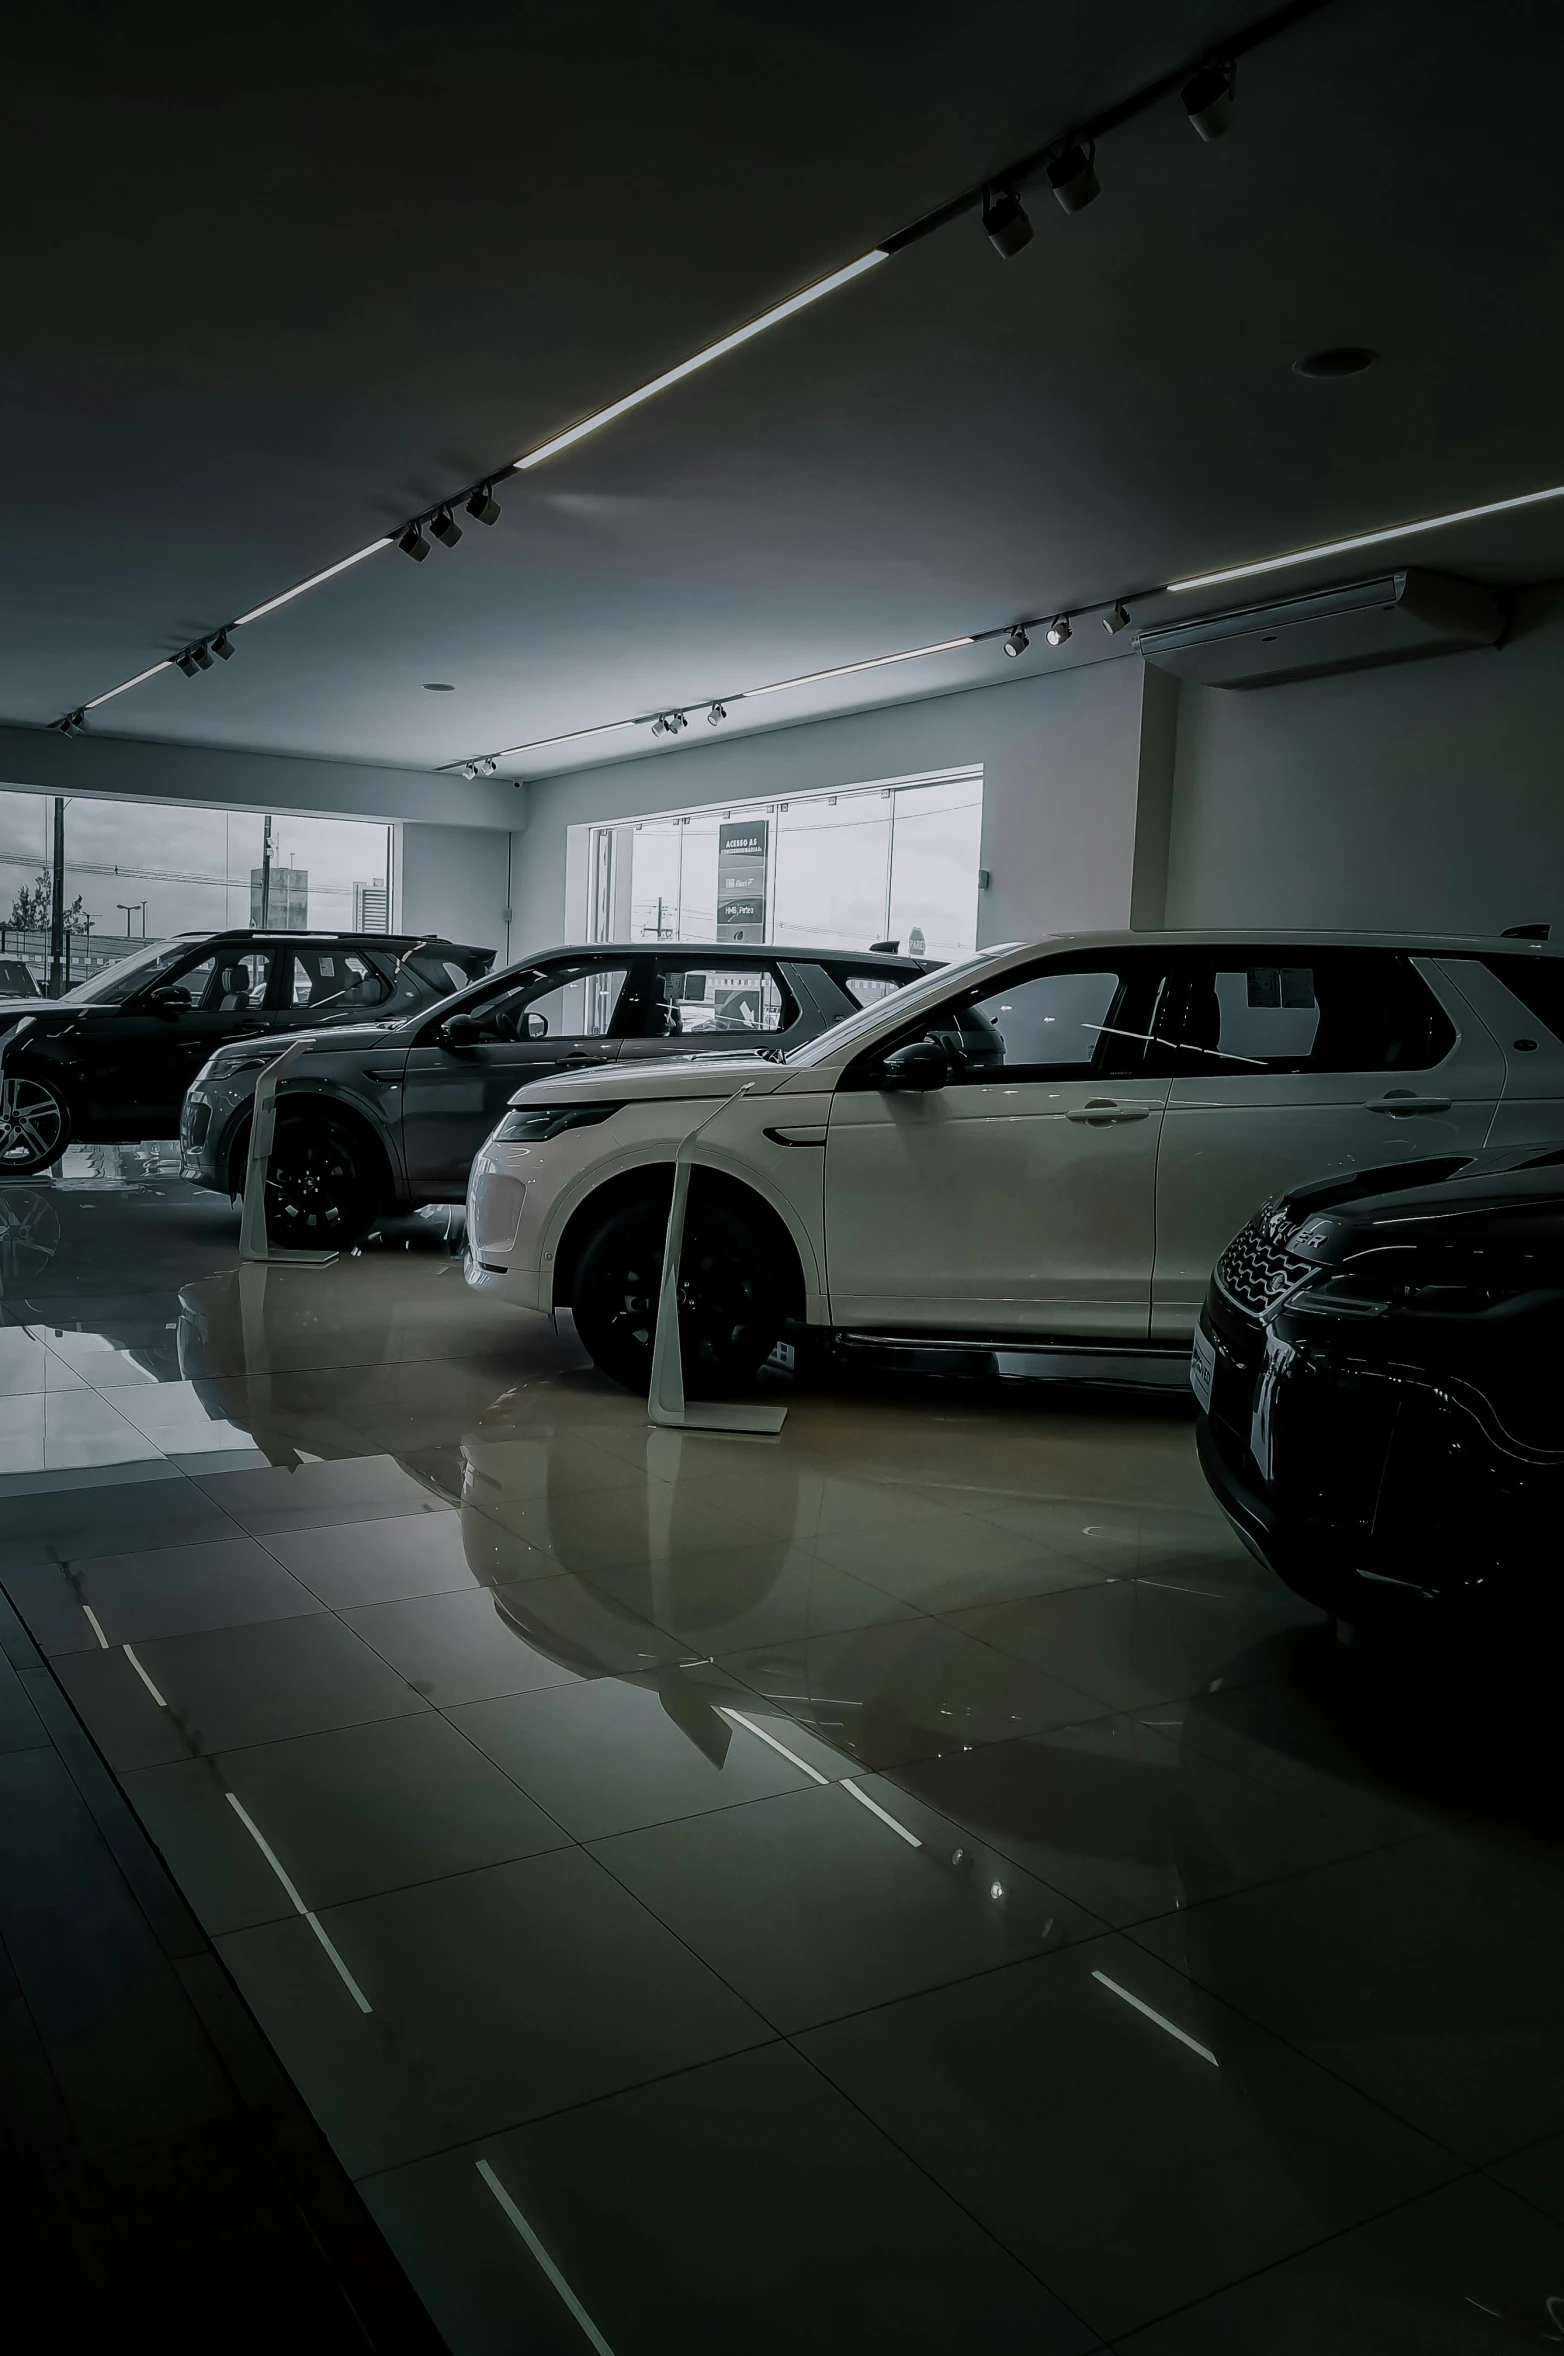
[
  {"left": 1113, "top": 1899, "right": 1487, "bottom": 2170},
  {"left": 778, "top": 2032, "right": 1106, "bottom": 2338},
  {"left": 1072, "top": 2165, "right": 1494, "bottom": 2344}
]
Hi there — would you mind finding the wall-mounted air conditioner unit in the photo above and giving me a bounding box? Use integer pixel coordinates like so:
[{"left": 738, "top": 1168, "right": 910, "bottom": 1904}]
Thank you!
[{"left": 1135, "top": 568, "right": 1504, "bottom": 689}]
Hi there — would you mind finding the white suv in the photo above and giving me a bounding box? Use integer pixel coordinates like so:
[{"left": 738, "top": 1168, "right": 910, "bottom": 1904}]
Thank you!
[{"left": 464, "top": 930, "right": 1564, "bottom": 1392}]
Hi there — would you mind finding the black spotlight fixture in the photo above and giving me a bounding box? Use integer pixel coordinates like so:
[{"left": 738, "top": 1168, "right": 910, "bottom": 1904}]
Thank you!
[
  {"left": 1046, "top": 138, "right": 1099, "bottom": 215},
  {"left": 1102, "top": 602, "right": 1131, "bottom": 635},
  {"left": 175, "top": 649, "right": 201, "bottom": 678},
  {"left": 398, "top": 523, "right": 430, "bottom": 563},
  {"left": 1181, "top": 58, "right": 1235, "bottom": 141},
  {"left": 1004, "top": 625, "right": 1030, "bottom": 659},
  {"left": 192, "top": 642, "right": 215, "bottom": 670},
  {"left": 982, "top": 186, "right": 1033, "bottom": 259},
  {"left": 211, "top": 630, "right": 234, "bottom": 660},
  {"left": 1046, "top": 614, "right": 1072, "bottom": 647},
  {"left": 466, "top": 484, "right": 501, "bottom": 526},
  {"left": 56, "top": 709, "right": 86, "bottom": 737},
  {"left": 707, "top": 702, "right": 727, "bottom": 726},
  {"left": 1293, "top": 346, "right": 1380, "bottom": 379},
  {"left": 431, "top": 507, "right": 462, "bottom": 549}
]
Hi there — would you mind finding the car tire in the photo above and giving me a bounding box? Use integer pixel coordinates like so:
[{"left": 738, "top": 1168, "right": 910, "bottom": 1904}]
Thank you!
[
  {"left": 263, "top": 1115, "right": 378, "bottom": 1248},
  {"left": 572, "top": 1192, "right": 784, "bottom": 1395},
  {"left": 0, "top": 1070, "right": 71, "bottom": 1177}
]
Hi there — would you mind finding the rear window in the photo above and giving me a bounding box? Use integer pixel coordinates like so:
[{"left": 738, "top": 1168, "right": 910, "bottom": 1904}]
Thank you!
[
  {"left": 1483, "top": 955, "right": 1564, "bottom": 1047},
  {"left": 839, "top": 971, "right": 910, "bottom": 1010}
]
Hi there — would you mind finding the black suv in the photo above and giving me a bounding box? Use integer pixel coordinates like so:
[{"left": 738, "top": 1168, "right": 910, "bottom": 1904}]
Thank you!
[
  {"left": 182, "top": 940, "right": 933, "bottom": 1246},
  {"left": 0, "top": 930, "right": 492, "bottom": 1176}
]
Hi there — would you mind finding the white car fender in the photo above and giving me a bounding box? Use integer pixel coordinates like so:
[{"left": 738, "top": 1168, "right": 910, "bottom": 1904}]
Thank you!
[{"left": 533, "top": 1121, "right": 828, "bottom": 1314}]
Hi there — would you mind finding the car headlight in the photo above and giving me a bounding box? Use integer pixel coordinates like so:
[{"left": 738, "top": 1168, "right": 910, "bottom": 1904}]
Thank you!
[
  {"left": 492, "top": 1103, "right": 622, "bottom": 1143},
  {"left": 201, "top": 1046, "right": 283, "bottom": 1080}
]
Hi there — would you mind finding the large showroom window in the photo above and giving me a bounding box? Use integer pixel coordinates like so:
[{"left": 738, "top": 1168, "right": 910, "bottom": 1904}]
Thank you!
[
  {"left": 574, "top": 766, "right": 982, "bottom": 960},
  {"left": 0, "top": 789, "right": 394, "bottom": 994}
]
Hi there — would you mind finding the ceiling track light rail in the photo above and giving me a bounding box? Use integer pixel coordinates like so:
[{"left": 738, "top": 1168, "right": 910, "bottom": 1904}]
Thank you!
[{"left": 48, "top": 0, "right": 1341, "bottom": 730}]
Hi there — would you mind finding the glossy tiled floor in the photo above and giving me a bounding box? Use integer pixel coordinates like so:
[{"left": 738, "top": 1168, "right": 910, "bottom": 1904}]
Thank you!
[{"left": 4, "top": 1153, "right": 1564, "bottom": 2352}]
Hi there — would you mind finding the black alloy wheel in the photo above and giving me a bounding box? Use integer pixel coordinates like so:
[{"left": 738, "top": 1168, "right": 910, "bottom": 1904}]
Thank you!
[
  {"left": 571, "top": 1194, "right": 783, "bottom": 1395},
  {"left": 263, "top": 1116, "right": 377, "bottom": 1248},
  {"left": 0, "top": 1072, "right": 70, "bottom": 1177}
]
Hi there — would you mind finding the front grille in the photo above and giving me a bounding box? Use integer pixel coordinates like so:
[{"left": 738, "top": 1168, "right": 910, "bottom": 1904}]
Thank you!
[{"left": 1215, "top": 1212, "right": 1311, "bottom": 1319}]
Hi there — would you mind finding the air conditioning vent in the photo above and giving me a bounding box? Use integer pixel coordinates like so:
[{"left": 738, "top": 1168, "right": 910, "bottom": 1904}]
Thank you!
[{"left": 1136, "top": 568, "right": 1504, "bottom": 689}]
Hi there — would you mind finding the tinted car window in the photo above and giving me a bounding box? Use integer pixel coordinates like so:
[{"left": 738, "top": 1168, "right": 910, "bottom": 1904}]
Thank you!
[
  {"left": 286, "top": 947, "right": 390, "bottom": 1017},
  {"left": 203, "top": 949, "right": 277, "bottom": 1012},
  {"left": 871, "top": 955, "right": 1168, "bottom": 1085},
  {"left": 1163, "top": 951, "right": 1455, "bottom": 1075},
  {"left": 630, "top": 960, "right": 796, "bottom": 1039},
  {"left": 461, "top": 963, "right": 629, "bottom": 1044},
  {"left": 1482, "top": 955, "right": 1564, "bottom": 1046}
]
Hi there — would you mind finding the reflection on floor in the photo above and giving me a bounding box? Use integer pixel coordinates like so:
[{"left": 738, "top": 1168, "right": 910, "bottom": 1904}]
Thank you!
[{"left": 3, "top": 1160, "right": 1563, "bottom": 2353}]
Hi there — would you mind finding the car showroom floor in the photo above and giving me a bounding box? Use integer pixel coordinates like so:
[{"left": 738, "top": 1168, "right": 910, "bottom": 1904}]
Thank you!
[{"left": 2, "top": 1154, "right": 1563, "bottom": 2353}]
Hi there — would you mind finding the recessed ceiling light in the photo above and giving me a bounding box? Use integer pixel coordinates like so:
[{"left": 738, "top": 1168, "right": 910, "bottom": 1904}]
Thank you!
[
  {"left": 1293, "top": 346, "right": 1380, "bottom": 379},
  {"left": 423, "top": 682, "right": 455, "bottom": 692}
]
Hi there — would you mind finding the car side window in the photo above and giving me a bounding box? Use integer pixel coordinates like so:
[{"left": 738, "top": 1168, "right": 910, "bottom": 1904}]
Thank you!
[
  {"left": 859, "top": 957, "right": 1169, "bottom": 1085},
  {"left": 153, "top": 953, "right": 216, "bottom": 1009},
  {"left": 286, "top": 948, "right": 390, "bottom": 1016},
  {"left": 200, "top": 950, "right": 276, "bottom": 1014},
  {"left": 460, "top": 964, "right": 630, "bottom": 1044},
  {"left": 840, "top": 972, "right": 907, "bottom": 1010},
  {"left": 1161, "top": 952, "right": 1456, "bottom": 1075},
  {"left": 628, "top": 960, "right": 797, "bottom": 1039}
]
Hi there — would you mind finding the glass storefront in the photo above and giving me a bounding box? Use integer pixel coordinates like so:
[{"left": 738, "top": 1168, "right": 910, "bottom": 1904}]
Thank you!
[
  {"left": 575, "top": 767, "right": 982, "bottom": 963},
  {"left": 0, "top": 791, "right": 394, "bottom": 995}
]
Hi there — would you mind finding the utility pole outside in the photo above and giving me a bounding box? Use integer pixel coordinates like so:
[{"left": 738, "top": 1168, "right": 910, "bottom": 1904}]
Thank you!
[
  {"left": 48, "top": 797, "right": 66, "bottom": 997},
  {"left": 259, "top": 815, "right": 273, "bottom": 929}
]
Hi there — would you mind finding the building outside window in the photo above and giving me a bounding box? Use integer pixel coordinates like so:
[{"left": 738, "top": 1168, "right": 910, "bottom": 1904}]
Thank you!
[{"left": 0, "top": 790, "right": 394, "bottom": 995}]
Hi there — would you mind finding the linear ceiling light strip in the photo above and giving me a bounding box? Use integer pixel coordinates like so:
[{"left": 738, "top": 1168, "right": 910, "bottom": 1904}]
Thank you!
[
  {"left": 512, "top": 253, "right": 887, "bottom": 473},
  {"left": 52, "top": 1, "right": 1342, "bottom": 735},
  {"left": 1168, "top": 482, "right": 1564, "bottom": 592},
  {"left": 233, "top": 538, "right": 393, "bottom": 626}
]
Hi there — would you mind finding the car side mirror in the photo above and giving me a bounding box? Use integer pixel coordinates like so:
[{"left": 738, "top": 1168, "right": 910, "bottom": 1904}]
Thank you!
[
  {"left": 441, "top": 1014, "right": 483, "bottom": 1048},
  {"left": 143, "top": 985, "right": 192, "bottom": 1015},
  {"left": 525, "top": 1011, "right": 548, "bottom": 1039},
  {"left": 877, "top": 1035, "right": 948, "bottom": 1091}
]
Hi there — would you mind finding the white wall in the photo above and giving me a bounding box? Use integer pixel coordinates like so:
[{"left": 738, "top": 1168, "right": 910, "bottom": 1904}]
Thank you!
[
  {"left": 1164, "top": 584, "right": 1564, "bottom": 936},
  {"left": 510, "top": 655, "right": 1160, "bottom": 953},
  {"left": 399, "top": 822, "right": 514, "bottom": 958}
]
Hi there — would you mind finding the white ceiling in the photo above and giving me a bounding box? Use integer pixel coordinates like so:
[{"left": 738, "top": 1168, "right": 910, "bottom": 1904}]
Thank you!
[{"left": 3, "top": 0, "right": 1560, "bottom": 780}]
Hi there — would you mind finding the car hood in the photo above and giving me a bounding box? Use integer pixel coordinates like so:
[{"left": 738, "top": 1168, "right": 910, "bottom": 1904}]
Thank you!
[
  {"left": 1280, "top": 1144, "right": 1564, "bottom": 1273},
  {"left": 507, "top": 1051, "right": 794, "bottom": 1109},
  {"left": 202, "top": 1018, "right": 406, "bottom": 1072}
]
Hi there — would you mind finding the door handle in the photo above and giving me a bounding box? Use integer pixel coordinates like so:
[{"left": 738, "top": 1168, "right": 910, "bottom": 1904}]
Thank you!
[
  {"left": 1365, "top": 1092, "right": 1453, "bottom": 1115},
  {"left": 560, "top": 1052, "right": 611, "bottom": 1068},
  {"left": 1065, "top": 1099, "right": 1153, "bottom": 1124}
]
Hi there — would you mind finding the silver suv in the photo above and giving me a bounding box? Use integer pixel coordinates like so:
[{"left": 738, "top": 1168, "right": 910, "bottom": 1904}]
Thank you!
[{"left": 181, "top": 939, "right": 933, "bottom": 1248}]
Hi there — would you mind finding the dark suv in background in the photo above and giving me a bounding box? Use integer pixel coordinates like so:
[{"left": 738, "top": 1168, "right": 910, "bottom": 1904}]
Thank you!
[
  {"left": 182, "top": 940, "right": 934, "bottom": 1246},
  {"left": 0, "top": 930, "right": 492, "bottom": 1176}
]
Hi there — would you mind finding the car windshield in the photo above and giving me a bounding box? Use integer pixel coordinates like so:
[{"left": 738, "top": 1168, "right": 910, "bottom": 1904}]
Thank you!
[
  {"left": 60, "top": 939, "right": 206, "bottom": 1005},
  {"left": 783, "top": 946, "right": 1014, "bottom": 1064}
]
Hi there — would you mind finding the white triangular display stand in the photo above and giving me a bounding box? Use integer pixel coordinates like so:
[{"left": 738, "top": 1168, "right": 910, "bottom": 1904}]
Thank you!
[
  {"left": 646, "top": 1087, "right": 786, "bottom": 1435},
  {"left": 238, "top": 1037, "right": 338, "bottom": 1266}
]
